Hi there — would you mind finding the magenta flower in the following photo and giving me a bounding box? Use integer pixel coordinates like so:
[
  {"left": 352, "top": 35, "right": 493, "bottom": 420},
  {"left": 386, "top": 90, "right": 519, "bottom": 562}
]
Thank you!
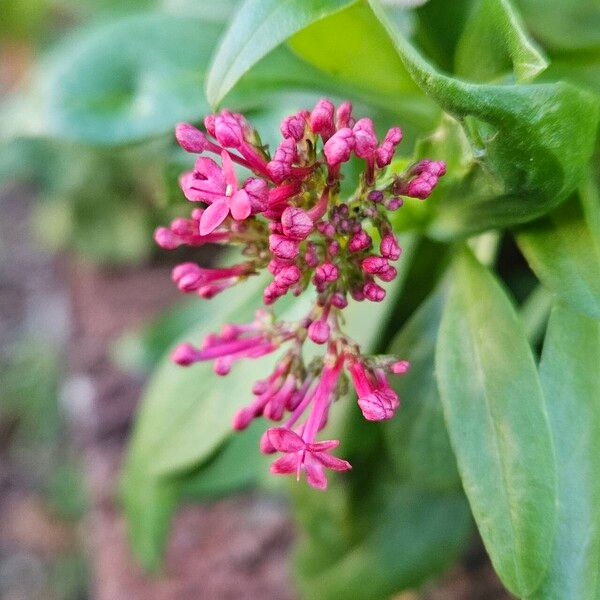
[
  {"left": 195, "top": 151, "right": 251, "bottom": 235},
  {"left": 268, "top": 428, "right": 351, "bottom": 490}
]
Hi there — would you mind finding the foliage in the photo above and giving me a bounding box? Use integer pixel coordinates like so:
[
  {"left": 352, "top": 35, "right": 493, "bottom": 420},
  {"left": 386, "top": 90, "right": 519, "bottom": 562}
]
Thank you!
[{"left": 2, "top": 0, "right": 600, "bottom": 597}]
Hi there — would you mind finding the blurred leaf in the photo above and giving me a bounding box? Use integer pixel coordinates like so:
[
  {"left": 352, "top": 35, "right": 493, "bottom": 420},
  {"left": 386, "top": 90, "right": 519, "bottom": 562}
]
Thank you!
[
  {"left": 288, "top": 2, "right": 418, "bottom": 96},
  {"left": 28, "top": 14, "right": 219, "bottom": 144},
  {"left": 516, "top": 180, "right": 600, "bottom": 319},
  {"left": 296, "top": 482, "right": 471, "bottom": 600},
  {"left": 367, "top": 0, "right": 599, "bottom": 238},
  {"left": 112, "top": 298, "right": 207, "bottom": 374},
  {"left": 205, "top": 0, "right": 354, "bottom": 107},
  {"left": 435, "top": 248, "right": 556, "bottom": 597},
  {"left": 515, "top": 0, "right": 600, "bottom": 53},
  {"left": 519, "top": 285, "right": 554, "bottom": 346},
  {"left": 178, "top": 421, "right": 269, "bottom": 501},
  {"left": 533, "top": 302, "right": 600, "bottom": 599},
  {"left": 384, "top": 287, "right": 461, "bottom": 491},
  {"left": 455, "top": 0, "right": 547, "bottom": 83},
  {"left": 413, "top": 0, "right": 475, "bottom": 71}
]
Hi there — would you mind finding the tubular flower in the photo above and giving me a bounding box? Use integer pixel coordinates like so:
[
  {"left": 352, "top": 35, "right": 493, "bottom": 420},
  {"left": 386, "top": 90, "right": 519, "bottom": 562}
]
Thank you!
[{"left": 157, "top": 100, "right": 445, "bottom": 490}]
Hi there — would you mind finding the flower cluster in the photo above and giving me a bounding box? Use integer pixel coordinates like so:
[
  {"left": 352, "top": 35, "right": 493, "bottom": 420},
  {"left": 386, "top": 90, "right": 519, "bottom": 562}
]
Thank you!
[{"left": 156, "top": 99, "right": 445, "bottom": 490}]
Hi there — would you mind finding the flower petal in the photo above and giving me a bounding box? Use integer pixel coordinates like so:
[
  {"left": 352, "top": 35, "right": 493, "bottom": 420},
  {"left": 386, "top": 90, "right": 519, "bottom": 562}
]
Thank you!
[
  {"left": 307, "top": 439, "right": 339, "bottom": 452},
  {"left": 199, "top": 200, "right": 229, "bottom": 235},
  {"left": 270, "top": 453, "right": 298, "bottom": 474},
  {"left": 313, "top": 451, "right": 352, "bottom": 472},
  {"left": 229, "top": 189, "right": 252, "bottom": 221},
  {"left": 194, "top": 156, "right": 225, "bottom": 188},
  {"left": 220, "top": 150, "right": 238, "bottom": 191},
  {"left": 304, "top": 458, "right": 327, "bottom": 490},
  {"left": 267, "top": 427, "right": 305, "bottom": 452}
]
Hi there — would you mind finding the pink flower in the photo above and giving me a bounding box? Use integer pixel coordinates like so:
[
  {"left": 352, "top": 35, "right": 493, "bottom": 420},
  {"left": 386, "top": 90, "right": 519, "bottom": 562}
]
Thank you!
[
  {"left": 198, "top": 151, "right": 252, "bottom": 235},
  {"left": 308, "top": 319, "right": 330, "bottom": 344},
  {"left": 380, "top": 233, "right": 401, "bottom": 260},
  {"left": 267, "top": 428, "right": 351, "bottom": 490}
]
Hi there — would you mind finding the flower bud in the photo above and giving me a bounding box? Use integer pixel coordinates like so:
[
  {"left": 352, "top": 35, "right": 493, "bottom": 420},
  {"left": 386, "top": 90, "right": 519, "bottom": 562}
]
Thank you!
[
  {"left": 308, "top": 319, "right": 331, "bottom": 344},
  {"left": 352, "top": 118, "right": 377, "bottom": 158},
  {"left": 309, "top": 99, "right": 335, "bottom": 136},
  {"left": 324, "top": 128, "right": 355, "bottom": 166},
  {"left": 171, "top": 343, "right": 199, "bottom": 366},
  {"left": 175, "top": 123, "right": 209, "bottom": 153},
  {"left": 269, "top": 234, "right": 299, "bottom": 260},
  {"left": 363, "top": 281, "right": 386, "bottom": 302},
  {"left": 281, "top": 206, "right": 313, "bottom": 240},
  {"left": 380, "top": 233, "right": 401, "bottom": 260},
  {"left": 390, "top": 360, "right": 410, "bottom": 374}
]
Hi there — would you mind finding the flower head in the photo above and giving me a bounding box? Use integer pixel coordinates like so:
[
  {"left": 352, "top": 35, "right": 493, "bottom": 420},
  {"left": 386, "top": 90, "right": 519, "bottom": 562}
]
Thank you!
[{"left": 156, "top": 99, "right": 445, "bottom": 489}]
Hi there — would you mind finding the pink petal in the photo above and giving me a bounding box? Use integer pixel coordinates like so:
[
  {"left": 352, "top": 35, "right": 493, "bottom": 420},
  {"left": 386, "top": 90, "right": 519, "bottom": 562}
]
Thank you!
[
  {"left": 313, "top": 452, "right": 352, "bottom": 472},
  {"left": 220, "top": 150, "right": 238, "bottom": 191},
  {"left": 270, "top": 453, "right": 299, "bottom": 474},
  {"left": 199, "top": 200, "right": 229, "bottom": 235},
  {"left": 267, "top": 427, "right": 305, "bottom": 452},
  {"left": 194, "top": 156, "right": 226, "bottom": 188},
  {"left": 304, "top": 458, "right": 327, "bottom": 490},
  {"left": 307, "top": 439, "right": 339, "bottom": 452},
  {"left": 229, "top": 189, "right": 251, "bottom": 220}
]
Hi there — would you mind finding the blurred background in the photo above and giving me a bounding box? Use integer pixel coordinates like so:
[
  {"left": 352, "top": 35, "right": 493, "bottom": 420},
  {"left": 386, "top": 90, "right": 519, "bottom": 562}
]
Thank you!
[{"left": 0, "top": 0, "right": 598, "bottom": 598}]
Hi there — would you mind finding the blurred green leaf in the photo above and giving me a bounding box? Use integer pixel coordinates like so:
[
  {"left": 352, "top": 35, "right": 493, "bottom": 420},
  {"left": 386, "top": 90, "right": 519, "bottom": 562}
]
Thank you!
[
  {"left": 205, "top": 0, "right": 354, "bottom": 107},
  {"left": 28, "top": 14, "right": 219, "bottom": 144},
  {"left": 384, "top": 287, "right": 461, "bottom": 491},
  {"left": 296, "top": 481, "right": 471, "bottom": 600},
  {"left": 454, "top": 0, "right": 547, "bottom": 83},
  {"left": 516, "top": 179, "right": 600, "bottom": 319},
  {"left": 533, "top": 302, "right": 600, "bottom": 599},
  {"left": 178, "top": 421, "right": 269, "bottom": 501},
  {"left": 519, "top": 285, "right": 554, "bottom": 346},
  {"left": 435, "top": 248, "right": 557, "bottom": 597},
  {"left": 515, "top": 0, "right": 600, "bottom": 53}
]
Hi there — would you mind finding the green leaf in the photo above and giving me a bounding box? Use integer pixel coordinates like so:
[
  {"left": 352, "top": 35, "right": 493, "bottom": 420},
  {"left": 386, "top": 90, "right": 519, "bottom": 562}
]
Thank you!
[
  {"left": 178, "top": 421, "right": 269, "bottom": 501},
  {"left": 534, "top": 302, "right": 600, "bottom": 599},
  {"left": 366, "top": 0, "right": 599, "bottom": 237},
  {"left": 205, "top": 0, "right": 355, "bottom": 107},
  {"left": 455, "top": 0, "right": 547, "bottom": 83},
  {"left": 516, "top": 180, "right": 600, "bottom": 320},
  {"left": 31, "top": 14, "right": 220, "bottom": 144},
  {"left": 435, "top": 248, "right": 557, "bottom": 597},
  {"left": 296, "top": 483, "right": 471, "bottom": 600},
  {"left": 384, "top": 287, "right": 461, "bottom": 491},
  {"left": 515, "top": 0, "right": 600, "bottom": 53}
]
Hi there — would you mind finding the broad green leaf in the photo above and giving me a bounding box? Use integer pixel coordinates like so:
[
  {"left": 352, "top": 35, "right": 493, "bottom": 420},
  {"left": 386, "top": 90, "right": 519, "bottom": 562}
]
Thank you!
[
  {"left": 435, "top": 248, "right": 557, "bottom": 597},
  {"left": 534, "top": 302, "right": 600, "bottom": 599},
  {"left": 205, "top": 0, "right": 355, "bottom": 107},
  {"left": 297, "top": 483, "right": 471, "bottom": 600},
  {"left": 366, "top": 0, "right": 599, "bottom": 237},
  {"left": 455, "top": 0, "right": 547, "bottom": 83},
  {"left": 515, "top": 0, "right": 600, "bottom": 53},
  {"left": 288, "top": 2, "right": 419, "bottom": 97},
  {"left": 384, "top": 288, "right": 461, "bottom": 491},
  {"left": 516, "top": 181, "right": 600, "bottom": 320}
]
